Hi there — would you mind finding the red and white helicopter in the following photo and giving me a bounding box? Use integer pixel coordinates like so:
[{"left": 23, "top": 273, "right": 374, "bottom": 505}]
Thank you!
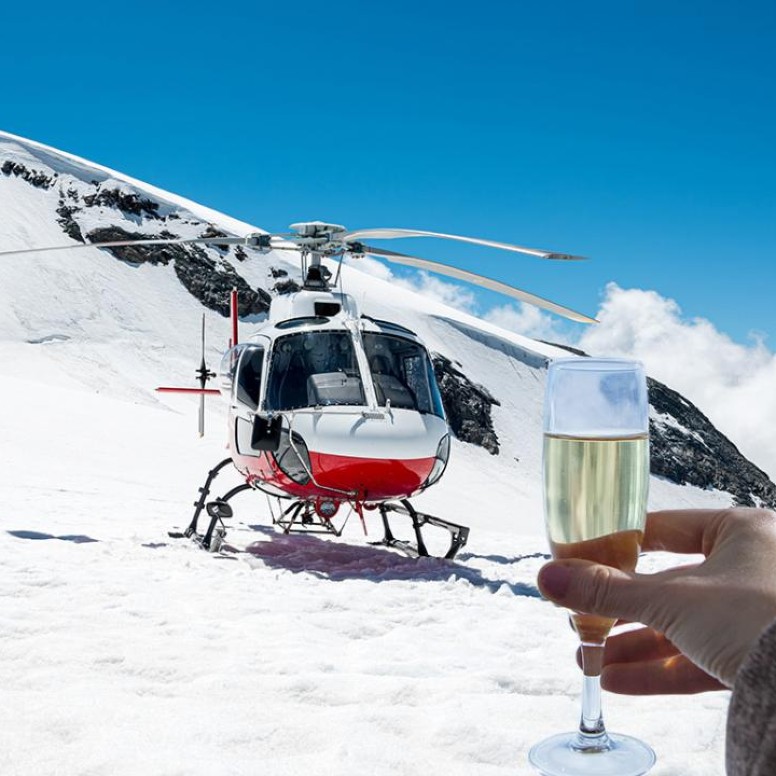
[{"left": 4, "top": 221, "right": 595, "bottom": 558}]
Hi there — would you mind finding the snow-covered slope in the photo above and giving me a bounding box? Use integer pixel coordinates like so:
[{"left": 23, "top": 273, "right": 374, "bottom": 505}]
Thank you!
[{"left": 0, "top": 131, "right": 743, "bottom": 774}]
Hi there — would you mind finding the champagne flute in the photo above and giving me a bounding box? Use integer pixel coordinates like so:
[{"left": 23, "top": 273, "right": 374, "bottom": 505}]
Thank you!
[{"left": 529, "top": 357, "right": 656, "bottom": 776}]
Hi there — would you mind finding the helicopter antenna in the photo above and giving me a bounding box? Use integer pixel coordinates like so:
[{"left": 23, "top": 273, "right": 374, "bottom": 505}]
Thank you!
[{"left": 333, "top": 252, "right": 345, "bottom": 288}]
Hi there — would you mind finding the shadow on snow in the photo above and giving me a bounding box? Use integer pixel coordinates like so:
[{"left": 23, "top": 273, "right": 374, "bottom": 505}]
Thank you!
[
  {"left": 240, "top": 526, "right": 540, "bottom": 597},
  {"left": 7, "top": 529, "right": 99, "bottom": 544}
]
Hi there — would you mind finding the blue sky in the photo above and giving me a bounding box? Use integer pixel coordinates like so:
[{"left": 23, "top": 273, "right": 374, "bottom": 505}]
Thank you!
[{"left": 2, "top": 0, "right": 774, "bottom": 345}]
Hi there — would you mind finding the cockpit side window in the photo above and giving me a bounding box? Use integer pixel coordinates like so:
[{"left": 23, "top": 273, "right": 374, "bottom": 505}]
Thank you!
[
  {"left": 235, "top": 345, "right": 265, "bottom": 411},
  {"left": 363, "top": 333, "right": 445, "bottom": 418},
  {"left": 266, "top": 330, "right": 365, "bottom": 411}
]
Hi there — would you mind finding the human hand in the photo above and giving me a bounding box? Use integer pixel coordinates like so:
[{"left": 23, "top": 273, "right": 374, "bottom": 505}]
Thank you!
[{"left": 537, "top": 508, "right": 776, "bottom": 690}]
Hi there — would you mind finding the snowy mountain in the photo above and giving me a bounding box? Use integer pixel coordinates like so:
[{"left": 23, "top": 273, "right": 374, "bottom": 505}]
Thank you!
[{"left": 0, "top": 131, "right": 759, "bottom": 775}]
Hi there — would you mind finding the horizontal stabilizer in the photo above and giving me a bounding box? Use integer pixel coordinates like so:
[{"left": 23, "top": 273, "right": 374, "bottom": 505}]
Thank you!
[{"left": 156, "top": 387, "right": 221, "bottom": 395}]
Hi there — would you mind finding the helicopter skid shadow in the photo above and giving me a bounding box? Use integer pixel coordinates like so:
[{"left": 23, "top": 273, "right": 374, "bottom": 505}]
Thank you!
[
  {"left": 240, "top": 526, "right": 540, "bottom": 597},
  {"left": 7, "top": 530, "right": 99, "bottom": 544}
]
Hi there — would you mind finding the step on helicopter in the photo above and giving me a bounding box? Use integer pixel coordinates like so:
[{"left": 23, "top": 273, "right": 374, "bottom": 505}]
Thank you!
[{"left": 3, "top": 222, "right": 596, "bottom": 558}]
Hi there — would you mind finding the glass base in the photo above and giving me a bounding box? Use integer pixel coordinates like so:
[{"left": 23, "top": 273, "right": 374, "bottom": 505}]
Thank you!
[{"left": 529, "top": 731, "right": 656, "bottom": 776}]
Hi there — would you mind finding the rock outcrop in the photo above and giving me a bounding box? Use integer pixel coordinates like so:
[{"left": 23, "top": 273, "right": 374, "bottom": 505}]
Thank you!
[
  {"left": 432, "top": 353, "right": 500, "bottom": 455},
  {"left": 649, "top": 377, "right": 776, "bottom": 508}
]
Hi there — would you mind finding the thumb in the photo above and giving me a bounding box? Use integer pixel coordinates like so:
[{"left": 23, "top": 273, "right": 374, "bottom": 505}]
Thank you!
[{"left": 538, "top": 559, "right": 661, "bottom": 626}]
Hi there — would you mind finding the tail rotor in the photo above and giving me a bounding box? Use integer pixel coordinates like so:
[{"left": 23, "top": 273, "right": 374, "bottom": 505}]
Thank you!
[
  {"left": 156, "top": 312, "right": 220, "bottom": 435},
  {"left": 196, "top": 314, "right": 216, "bottom": 437}
]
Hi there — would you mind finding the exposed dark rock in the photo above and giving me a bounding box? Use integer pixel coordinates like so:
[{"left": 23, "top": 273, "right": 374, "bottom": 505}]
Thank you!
[
  {"left": 270, "top": 267, "right": 289, "bottom": 278},
  {"left": 173, "top": 251, "right": 270, "bottom": 317},
  {"left": 649, "top": 377, "right": 776, "bottom": 508},
  {"left": 2, "top": 160, "right": 54, "bottom": 189},
  {"left": 85, "top": 226, "right": 272, "bottom": 317},
  {"left": 56, "top": 202, "right": 85, "bottom": 243},
  {"left": 432, "top": 353, "right": 500, "bottom": 455},
  {"left": 200, "top": 226, "right": 231, "bottom": 253},
  {"left": 83, "top": 187, "right": 161, "bottom": 219},
  {"left": 234, "top": 246, "right": 248, "bottom": 262},
  {"left": 273, "top": 278, "right": 302, "bottom": 295},
  {"left": 201, "top": 225, "right": 229, "bottom": 240},
  {"left": 86, "top": 227, "right": 177, "bottom": 265}
]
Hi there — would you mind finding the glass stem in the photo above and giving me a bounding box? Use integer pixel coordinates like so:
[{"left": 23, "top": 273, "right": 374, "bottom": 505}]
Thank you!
[{"left": 573, "top": 643, "right": 611, "bottom": 752}]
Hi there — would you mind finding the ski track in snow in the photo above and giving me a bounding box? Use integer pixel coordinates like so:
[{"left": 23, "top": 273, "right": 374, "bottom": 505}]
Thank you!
[{"left": 0, "top": 132, "right": 732, "bottom": 775}]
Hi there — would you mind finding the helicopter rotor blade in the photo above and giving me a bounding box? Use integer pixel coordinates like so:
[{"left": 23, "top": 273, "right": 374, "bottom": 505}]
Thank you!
[
  {"left": 361, "top": 245, "right": 597, "bottom": 324},
  {"left": 0, "top": 235, "right": 301, "bottom": 259},
  {"left": 343, "top": 228, "right": 586, "bottom": 261}
]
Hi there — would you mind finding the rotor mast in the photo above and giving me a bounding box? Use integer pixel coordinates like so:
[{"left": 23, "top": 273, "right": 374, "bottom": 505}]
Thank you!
[{"left": 290, "top": 221, "right": 347, "bottom": 291}]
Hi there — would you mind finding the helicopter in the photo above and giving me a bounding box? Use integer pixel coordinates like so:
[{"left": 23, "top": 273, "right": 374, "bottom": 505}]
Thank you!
[{"left": 2, "top": 220, "right": 596, "bottom": 558}]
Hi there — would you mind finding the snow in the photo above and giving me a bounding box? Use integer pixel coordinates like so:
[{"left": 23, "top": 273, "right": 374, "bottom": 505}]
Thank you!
[
  {"left": 650, "top": 407, "right": 707, "bottom": 446},
  {"left": 0, "top": 132, "right": 732, "bottom": 774}
]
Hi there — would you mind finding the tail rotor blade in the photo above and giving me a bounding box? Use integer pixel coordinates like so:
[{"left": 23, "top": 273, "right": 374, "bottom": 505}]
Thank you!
[
  {"left": 195, "top": 313, "right": 217, "bottom": 436},
  {"left": 199, "top": 314, "right": 207, "bottom": 382}
]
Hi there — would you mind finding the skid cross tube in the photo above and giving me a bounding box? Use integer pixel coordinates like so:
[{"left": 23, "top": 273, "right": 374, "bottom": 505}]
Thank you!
[{"left": 273, "top": 500, "right": 342, "bottom": 536}]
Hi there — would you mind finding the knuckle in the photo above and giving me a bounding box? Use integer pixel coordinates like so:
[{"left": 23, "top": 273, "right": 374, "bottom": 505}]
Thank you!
[{"left": 585, "top": 564, "right": 616, "bottom": 615}]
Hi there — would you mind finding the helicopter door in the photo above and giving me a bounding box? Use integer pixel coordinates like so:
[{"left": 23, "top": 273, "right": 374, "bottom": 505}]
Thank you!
[{"left": 231, "top": 342, "right": 283, "bottom": 455}]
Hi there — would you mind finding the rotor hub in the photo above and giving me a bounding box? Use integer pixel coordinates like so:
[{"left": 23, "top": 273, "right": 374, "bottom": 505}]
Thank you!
[{"left": 289, "top": 221, "right": 347, "bottom": 239}]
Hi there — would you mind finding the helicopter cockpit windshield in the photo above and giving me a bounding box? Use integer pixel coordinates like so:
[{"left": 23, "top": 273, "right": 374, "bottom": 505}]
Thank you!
[
  {"left": 265, "top": 327, "right": 445, "bottom": 417},
  {"left": 363, "top": 333, "right": 444, "bottom": 417},
  {"left": 267, "top": 330, "right": 366, "bottom": 411}
]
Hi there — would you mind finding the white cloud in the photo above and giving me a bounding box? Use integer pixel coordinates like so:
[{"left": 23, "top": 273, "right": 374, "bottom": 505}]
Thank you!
[
  {"left": 579, "top": 283, "right": 776, "bottom": 479},
  {"left": 345, "top": 256, "right": 477, "bottom": 312},
  {"left": 343, "top": 255, "right": 394, "bottom": 282},
  {"left": 393, "top": 271, "right": 477, "bottom": 311},
  {"left": 484, "top": 302, "right": 567, "bottom": 342}
]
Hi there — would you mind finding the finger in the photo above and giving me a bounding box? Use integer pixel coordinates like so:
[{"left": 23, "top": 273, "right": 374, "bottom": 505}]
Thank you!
[
  {"left": 642, "top": 510, "right": 727, "bottom": 554},
  {"left": 604, "top": 627, "right": 679, "bottom": 666},
  {"left": 538, "top": 560, "right": 666, "bottom": 628},
  {"left": 601, "top": 654, "right": 726, "bottom": 695},
  {"left": 575, "top": 627, "right": 678, "bottom": 670}
]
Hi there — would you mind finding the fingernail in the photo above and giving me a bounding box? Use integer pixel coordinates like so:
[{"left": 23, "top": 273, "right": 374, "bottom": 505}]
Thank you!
[{"left": 539, "top": 564, "right": 572, "bottom": 600}]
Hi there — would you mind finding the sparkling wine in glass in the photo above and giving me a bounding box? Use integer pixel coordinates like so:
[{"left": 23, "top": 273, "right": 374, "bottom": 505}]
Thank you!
[{"left": 529, "top": 358, "right": 656, "bottom": 776}]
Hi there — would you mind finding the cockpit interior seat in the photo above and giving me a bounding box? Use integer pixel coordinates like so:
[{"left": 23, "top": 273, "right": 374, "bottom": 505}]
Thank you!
[{"left": 307, "top": 372, "right": 365, "bottom": 406}]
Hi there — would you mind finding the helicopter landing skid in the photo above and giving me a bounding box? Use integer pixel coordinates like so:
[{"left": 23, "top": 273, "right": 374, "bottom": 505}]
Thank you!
[
  {"left": 168, "top": 457, "right": 253, "bottom": 552},
  {"left": 169, "top": 459, "right": 468, "bottom": 559},
  {"left": 376, "top": 500, "right": 469, "bottom": 560}
]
